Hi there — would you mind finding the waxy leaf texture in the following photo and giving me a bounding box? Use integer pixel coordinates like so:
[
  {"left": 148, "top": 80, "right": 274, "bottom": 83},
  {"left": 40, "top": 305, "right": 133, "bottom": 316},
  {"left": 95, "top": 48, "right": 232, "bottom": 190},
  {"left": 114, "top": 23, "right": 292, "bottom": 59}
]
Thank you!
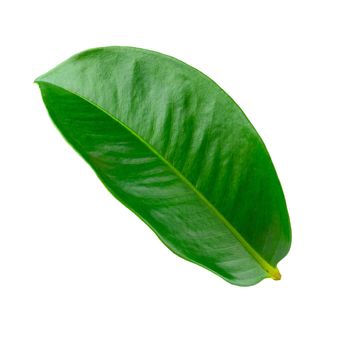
[{"left": 36, "top": 47, "right": 291, "bottom": 286}]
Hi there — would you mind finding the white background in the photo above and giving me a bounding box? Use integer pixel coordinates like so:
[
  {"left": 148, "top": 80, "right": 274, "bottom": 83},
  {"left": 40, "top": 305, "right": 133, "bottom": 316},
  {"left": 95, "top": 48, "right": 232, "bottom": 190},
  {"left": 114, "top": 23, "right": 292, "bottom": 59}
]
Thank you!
[{"left": 1, "top": 1, "right": 349, "bottom": 349}]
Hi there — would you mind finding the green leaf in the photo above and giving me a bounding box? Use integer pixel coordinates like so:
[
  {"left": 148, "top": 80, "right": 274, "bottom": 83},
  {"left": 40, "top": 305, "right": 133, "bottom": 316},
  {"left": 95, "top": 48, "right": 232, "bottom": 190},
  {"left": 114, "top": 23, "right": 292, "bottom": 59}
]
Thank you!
[{"left": 35, "top": 47, "right": 291, "bottom": 286}]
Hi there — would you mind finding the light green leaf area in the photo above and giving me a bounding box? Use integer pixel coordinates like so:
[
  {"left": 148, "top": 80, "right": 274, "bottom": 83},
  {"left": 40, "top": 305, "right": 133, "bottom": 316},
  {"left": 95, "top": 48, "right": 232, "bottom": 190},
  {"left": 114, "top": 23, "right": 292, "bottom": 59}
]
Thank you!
[{"left": 36, "top": 47, "right": 291, "bottom": 286}]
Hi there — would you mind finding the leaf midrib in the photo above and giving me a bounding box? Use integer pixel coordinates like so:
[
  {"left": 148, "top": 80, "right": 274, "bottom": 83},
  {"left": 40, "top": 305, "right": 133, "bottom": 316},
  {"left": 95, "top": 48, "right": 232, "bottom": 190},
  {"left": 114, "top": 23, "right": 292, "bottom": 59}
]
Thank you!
[{"left": 38, "top": 80, "right": 281, "bottom": 280}]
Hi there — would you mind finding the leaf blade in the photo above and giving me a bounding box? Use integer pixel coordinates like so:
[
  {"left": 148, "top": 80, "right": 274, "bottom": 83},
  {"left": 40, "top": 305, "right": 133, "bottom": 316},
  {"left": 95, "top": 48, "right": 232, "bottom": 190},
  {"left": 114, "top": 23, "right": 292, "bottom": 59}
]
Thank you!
[{"left": 36, "top": 47, "right": 291, "bottom": 285}]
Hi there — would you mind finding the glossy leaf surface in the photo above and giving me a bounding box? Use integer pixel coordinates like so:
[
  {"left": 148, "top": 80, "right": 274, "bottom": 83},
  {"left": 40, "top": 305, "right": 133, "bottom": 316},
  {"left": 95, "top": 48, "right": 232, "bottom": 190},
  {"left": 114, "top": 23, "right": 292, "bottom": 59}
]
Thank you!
[{"left": 36, "top": 47, "right": 291, "bottom": 286}]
